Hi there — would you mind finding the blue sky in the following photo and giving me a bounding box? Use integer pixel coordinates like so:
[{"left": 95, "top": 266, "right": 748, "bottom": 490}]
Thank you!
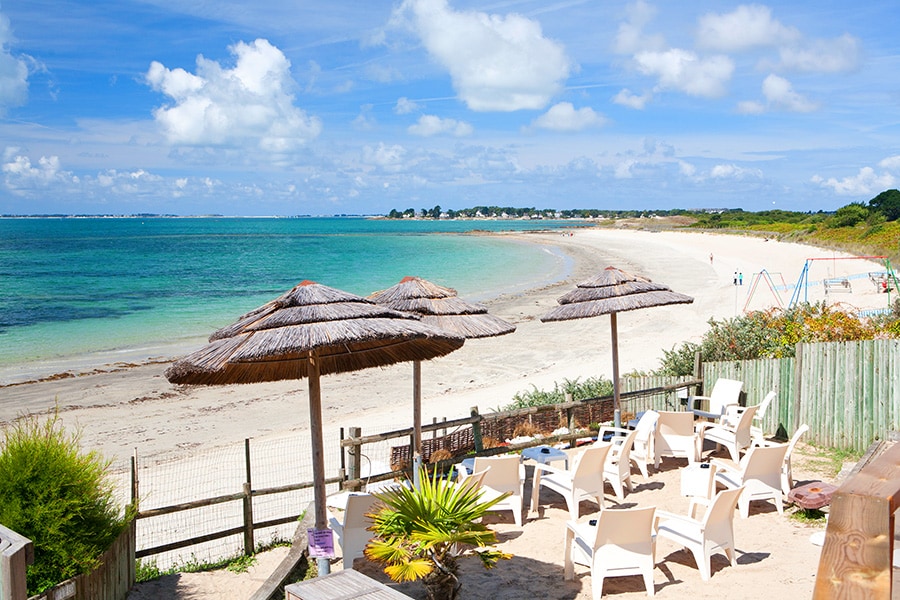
[{"left": 1, "top": 0, "right": 898, "bottom": 216}]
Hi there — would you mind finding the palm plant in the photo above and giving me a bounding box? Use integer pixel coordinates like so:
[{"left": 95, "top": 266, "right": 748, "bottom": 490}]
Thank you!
[{"left": 365, "top": 468, "right": 512, "bottom": 600}]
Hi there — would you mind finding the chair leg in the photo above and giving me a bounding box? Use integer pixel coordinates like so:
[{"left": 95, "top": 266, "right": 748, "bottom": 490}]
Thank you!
[
  {"left": 590, "top": 568, "right": 605, "bottom": 600},
  {"left": 739, "top": 494, "right": 750, "bottom": 519},
  {"left": 690, "top": 545, "right": 710, "bottom": 581},
  {"left": 642, "top": 568, "right": 655, "bottom": 596}
]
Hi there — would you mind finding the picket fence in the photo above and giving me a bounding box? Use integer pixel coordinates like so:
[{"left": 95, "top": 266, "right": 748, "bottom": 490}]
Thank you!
[{"left": 701, "top": 338, "right": 900, "bottom": 452}]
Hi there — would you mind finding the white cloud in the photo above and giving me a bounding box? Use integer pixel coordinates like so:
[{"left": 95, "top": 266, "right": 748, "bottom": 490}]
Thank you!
[
  {"left": 530, "top": 102, "right": 606, "bottom": 132},
  {"left": 145, "top": 39, "right": 322, "bottom": 152},
  {"left": 678, "top": 160, "right": 696, "bottom": 177},
  {"left": 408, "top": 114, "right": 473, "bottom": 136},
  {"left": 0, "top": 11, "right": 29, "bottom": 115},
  {"left": 760, "top": 74, "right": 816, "bottom": 112},
  {"left": 614, "top": 1, "right": 666, "bottom": 55},
  {"left": 697, "top": 4, "right": 799, "bottom": 52},
  {"left": 737, "top": 100, "right": 765, "bottom": 115},
  {"left": 394, "top": 97, "right": 421, "bottom": 114},
  {"left": 2, "top": 154, "right": 76, "bottom": 191},
  {"left": 634, "top": 49, "right": 733, "bottom": 98},
  {"left": 812, "top": 167, "right": 895, "bottom": 196},
  {"left": 779, "top": 34, "right": 860, "bottom": 73},
  {"left": 362, "top": 142, "right": 408, "bottom": 172},
  {"left": 878, "top": 155, "right": 900, "bottom": 171},
  {"left": 710, "top": 164, "right": 762, "bottom": 179},
  {"left": 394, "top": 0, "right": 571, "bottom": 111},
  {"left": 613, "top": 88, "right": 651, "bottom": 110}
]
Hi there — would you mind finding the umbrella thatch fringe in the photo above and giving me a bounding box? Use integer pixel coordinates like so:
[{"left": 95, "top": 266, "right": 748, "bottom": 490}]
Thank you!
[
  {"left": 369, "top": 276, "right": 516, "bottom": 338},
  {"left": 557, "top": 280, "right": 670, "bottom": 304},
  {"left": 541, "top": 290, "right": 694, "bottom": 322},
  {"left": 577, "top": 266, "right": 652, "bottom": 287}
]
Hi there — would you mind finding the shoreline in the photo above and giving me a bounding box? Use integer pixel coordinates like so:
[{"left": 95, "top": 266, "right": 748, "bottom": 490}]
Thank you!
[{"left": 0, "top": 227, "right": 890, "bottom": 464}]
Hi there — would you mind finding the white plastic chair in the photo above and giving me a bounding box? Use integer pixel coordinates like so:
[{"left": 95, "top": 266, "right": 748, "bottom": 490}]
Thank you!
[
  {"left": 779, "top": 424, "right": 809, "bottom": 495},
  {"left": 327, "top": 493, "right": 379, "bottom": 569},
  {"left": 633, "top": 410, "right": 660, "bottom": 479},
  {"left": 712, "top": 443, "right": 789, "bottom": 518},
  {"left": 750, "top": 391, "right": 776, "bottom": 441},
  {"left": 596, "top": 427, "right": 638, "bottom": 501},
  {"left": 472, "top": 455, "right": 526, "bottom": 526},
  {"left": 654, "top": 411, "right": 699, "bottom": 468},
  {"left": 655, "top": 486, "right": 744, "bottom": 581},
  {"left": 696, "top": 404, "right": 759, "bottom": 462},
  {"left": 531, "top": 444, "right": 611, "bottom": 520},
  {"left": 565, "top": 506, "right": 657, "bottom": 598},
  {"left": 690, "top": 378, "right": 743, "bottom": 422}
]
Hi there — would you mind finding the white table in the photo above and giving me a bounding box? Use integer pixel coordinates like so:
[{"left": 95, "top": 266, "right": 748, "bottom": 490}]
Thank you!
[
  {"left": 680, "top": 462, "right": 716, "bottom": 498},
  {"left": 521, "top": 445, "right": 569, "bottom": 469},
  {"left": 285, "top": 568, "right": 413, "bottom": 600}
]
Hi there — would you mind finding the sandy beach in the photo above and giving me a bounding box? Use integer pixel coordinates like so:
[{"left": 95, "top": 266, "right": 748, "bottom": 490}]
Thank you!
[{"left": 1, "top": 226, "right": 892, "bottom": 598}]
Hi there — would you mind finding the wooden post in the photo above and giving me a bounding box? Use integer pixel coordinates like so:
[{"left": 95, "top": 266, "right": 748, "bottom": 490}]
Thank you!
[
  {"left": 242, "top": 439, "right": 254, "bottom": 556},
  {"left": 130, "top": 448, "right": 139, "bottom": 510},
  {"left": 0, "top": 524, "right": 33, "bottom": 600},
  {"left": 813, "top": 442, "right": 900, "bottom": 599},
  {"left": 792, "top": 342, "right": 803, "bottom": 436},
  {"left": 347, "top": 427, "right": 362, "bottom": 492},
  {"left": 471, "top": 407, "right": 483, "bottom": 453},
  {"left": 565, "top": 392, "right": 575, "bottom": 431}
]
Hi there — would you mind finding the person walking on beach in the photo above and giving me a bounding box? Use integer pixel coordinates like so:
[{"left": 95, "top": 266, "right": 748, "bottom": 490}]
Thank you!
[
  {"left": 739, "top": 272, "right": 743, "bottom": 285},
  {"left": 733, "top": 271, "right": 738, "bottom": 286},
  {"left": 709, "top": 253, "right": 714, "bottom": 264}
]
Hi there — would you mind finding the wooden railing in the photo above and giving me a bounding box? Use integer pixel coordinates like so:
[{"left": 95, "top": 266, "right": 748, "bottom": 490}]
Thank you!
[
  {"left": 1, "top": 524, "right": 33, "bottom": 600},
  {"left": 813, "top": 438, "right": 900, "bottom": 599}
]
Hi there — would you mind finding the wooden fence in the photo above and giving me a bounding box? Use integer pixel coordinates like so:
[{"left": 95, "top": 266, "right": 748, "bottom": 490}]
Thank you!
[
  {"left": 1, "top": 524, "right": 33, "bottom": 600},
  {"left": 25, "top": 519, "right": 135, "bottom": 600},
  {"left": 702, "top": 338, "right": 900, "bottom": 452}
]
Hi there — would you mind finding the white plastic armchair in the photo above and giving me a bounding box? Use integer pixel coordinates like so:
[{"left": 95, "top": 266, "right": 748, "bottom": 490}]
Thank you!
[
  {"left": 471, "top": 455, "right": 526, "bottom": 526},
  {"left": 596, "top": 427, "right": 639, "bottom": 501},
  {"left": 531, "top": 443, "right": 611, "bottom": 520},
  {"left": 654, "top": 486, "right": 744, "bottom": 581},
  {"left": 696, "top": 404, "right": 759, "bottom": 462},
  {"left": 751, "top": 391, "right": 775, "bottom": 441},
  {"left": 630, "top": 410, "right": 659, "bottom": 480},
  {"left": 781, "top": 424, "right": 809, "bottom": 495},
  {"left": 654, "top": 411, "right": 700, "bottom": 468},
  {"left": 327, "top": 493, "right": 379, "bottom": 569},
  {"left": 565, "top": 506, "right": 657, "bottom": 598},
  {"left": 711, "top": 443, "right": 788, "bottom": 518},
  {"left": 690, "top": 378, "right": 743, "bottom": 422}
]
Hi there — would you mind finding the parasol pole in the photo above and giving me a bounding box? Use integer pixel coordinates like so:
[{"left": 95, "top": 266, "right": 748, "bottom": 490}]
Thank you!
[
  {"left": 307, "top": 350, "right": 330, "bottom": 576},
  {"left": 610, "top": 312, "right": 621, "bottom": 429},
  {"left": 413, "top": 360, "right": 423, "bottom": 488}
]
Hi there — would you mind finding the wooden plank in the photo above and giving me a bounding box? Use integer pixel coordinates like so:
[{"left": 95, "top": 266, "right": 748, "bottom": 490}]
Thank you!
[{"left": 813, "top": 442, "right": 900, "bottom": 599}]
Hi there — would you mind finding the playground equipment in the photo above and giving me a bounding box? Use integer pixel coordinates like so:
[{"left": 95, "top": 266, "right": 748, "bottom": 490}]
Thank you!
[
  {"left": 787, "top": 256, "right": 897, "bottom": 308},
  {"left": 743, "top": 270, "right": 787, "bottom": 313}
]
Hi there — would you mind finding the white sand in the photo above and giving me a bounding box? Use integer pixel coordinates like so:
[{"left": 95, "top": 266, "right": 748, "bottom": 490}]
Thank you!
[{"left": 1, "top": 226, "right": 889, "bottom": 598}]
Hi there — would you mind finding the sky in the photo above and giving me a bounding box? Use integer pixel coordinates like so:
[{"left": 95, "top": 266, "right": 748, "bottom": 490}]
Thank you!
[{"left": 1, "top": 0, "right": 899, "bottom": 216}]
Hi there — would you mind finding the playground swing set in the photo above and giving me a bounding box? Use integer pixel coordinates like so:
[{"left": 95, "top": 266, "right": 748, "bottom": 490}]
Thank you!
[{"left": 741, "top": 256, "right": 899, "bottom": 313}]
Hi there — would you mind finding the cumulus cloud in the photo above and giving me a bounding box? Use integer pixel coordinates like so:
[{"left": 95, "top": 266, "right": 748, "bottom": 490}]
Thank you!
[
  {"left": 0, "top": 12, "right": 29, "bottom": 115},
  {"left": 613, "top": 88, "right": 652, "bottom": 109},
  {"left": 812, "top": 167, "right": 895, "bottom": 196},
  {"left": 362, "top": 142, "right": 408, "bottom": 172},
  {"left": 408, "top": 114, "right": 473, "bottom": 136},
  {"left": 613, "top": 1, "right": 666, "bottom": 55},
  {"left": 2, "top": 153, "right": 76, "bottom": 191},
  {"left": 634, "top": 49, "right": 734, "bottom": 97},
  {"left": 530, "top": 102, "right": 606, "bottom": 132},
  {"left": 145, "top": 39, "right": 322, "bottom": 152},
  {"left": 394, "top": 97, "right": 421, "bottom": 114},
  {"left": 878, "top": 155, "right": 900, "bottom": 171},
  {"left": 697, "top": 4, "right": 799, "bottom": 52},
  {"left": 739, "top": 74, "right": 817, "bottom": 114},
  {"left": 710, "top": 164, "right": 762, "bottom": 179},
  {"left": 393, "top": 0, "right": 570, "bottom": 111},
  {"left": 778, "top": 34, "right": 860, "bottom": 73}
]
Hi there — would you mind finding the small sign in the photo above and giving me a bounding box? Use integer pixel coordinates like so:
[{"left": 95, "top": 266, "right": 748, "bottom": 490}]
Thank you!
[{"left": 307, "top": 528, "right": 335, "bottom": 558}]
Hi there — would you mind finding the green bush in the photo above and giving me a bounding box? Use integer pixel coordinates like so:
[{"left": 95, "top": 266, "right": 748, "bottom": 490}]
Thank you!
[
  {"left": 0, "top": 415, "right": 127, "bottom": 595},
  {"left": 503, "top": 376, "right": 613, "bottom": 411}
]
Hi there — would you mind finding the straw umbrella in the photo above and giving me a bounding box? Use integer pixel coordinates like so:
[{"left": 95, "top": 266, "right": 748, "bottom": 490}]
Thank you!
[
  {"left": 165, "top": 280, "right": 465, "bottom": 573},
  {"left": 541, "top": 266, "right": 693, "bottom": 428},
  {"left": 368, "top": 276, "right": 516, "bottom": 462}
]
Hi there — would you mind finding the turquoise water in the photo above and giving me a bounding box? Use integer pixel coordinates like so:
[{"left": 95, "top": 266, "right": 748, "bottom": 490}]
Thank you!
[{"left": 0, "top": 217, "right": 578, "bottom": 383}]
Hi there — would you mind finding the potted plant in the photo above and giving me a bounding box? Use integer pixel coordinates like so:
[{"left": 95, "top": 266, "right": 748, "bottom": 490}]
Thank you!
[{"left": 365, "top": 468, "right": 512, "bottom": 600}]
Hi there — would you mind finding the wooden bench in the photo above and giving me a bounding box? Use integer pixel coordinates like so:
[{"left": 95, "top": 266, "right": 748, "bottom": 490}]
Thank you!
[{"left": 823, "top": 278, "right": 852, "bottom": 294}]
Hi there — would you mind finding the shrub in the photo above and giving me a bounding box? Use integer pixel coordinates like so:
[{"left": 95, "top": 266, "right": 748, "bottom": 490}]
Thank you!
[
  {"left": 0, "top": 414, "right": 127, "bottom": 595},
  {"left": 503, "top": 376, "right": 613, "bottom": 410}
]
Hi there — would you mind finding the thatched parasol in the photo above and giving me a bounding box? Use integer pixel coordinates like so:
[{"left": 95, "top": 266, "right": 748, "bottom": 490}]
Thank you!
[
  {"left": 541, "top": 266, "right": 693, "bottom": 427},
  {"left": 165, "top": 280, "right": 464, "bottom": 572},
  {"left": 368, "top": 276, "right": 515, "bottom": 458}
]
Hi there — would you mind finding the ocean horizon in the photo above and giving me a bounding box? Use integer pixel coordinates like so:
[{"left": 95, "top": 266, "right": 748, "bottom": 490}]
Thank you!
[{"left": 0, "top": 216, "right": 580, "bottom": 385}]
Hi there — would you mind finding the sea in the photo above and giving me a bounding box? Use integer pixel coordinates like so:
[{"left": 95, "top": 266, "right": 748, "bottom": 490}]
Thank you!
[{"left": 0, "top": 216, "right": 581, "bottom": 385}]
